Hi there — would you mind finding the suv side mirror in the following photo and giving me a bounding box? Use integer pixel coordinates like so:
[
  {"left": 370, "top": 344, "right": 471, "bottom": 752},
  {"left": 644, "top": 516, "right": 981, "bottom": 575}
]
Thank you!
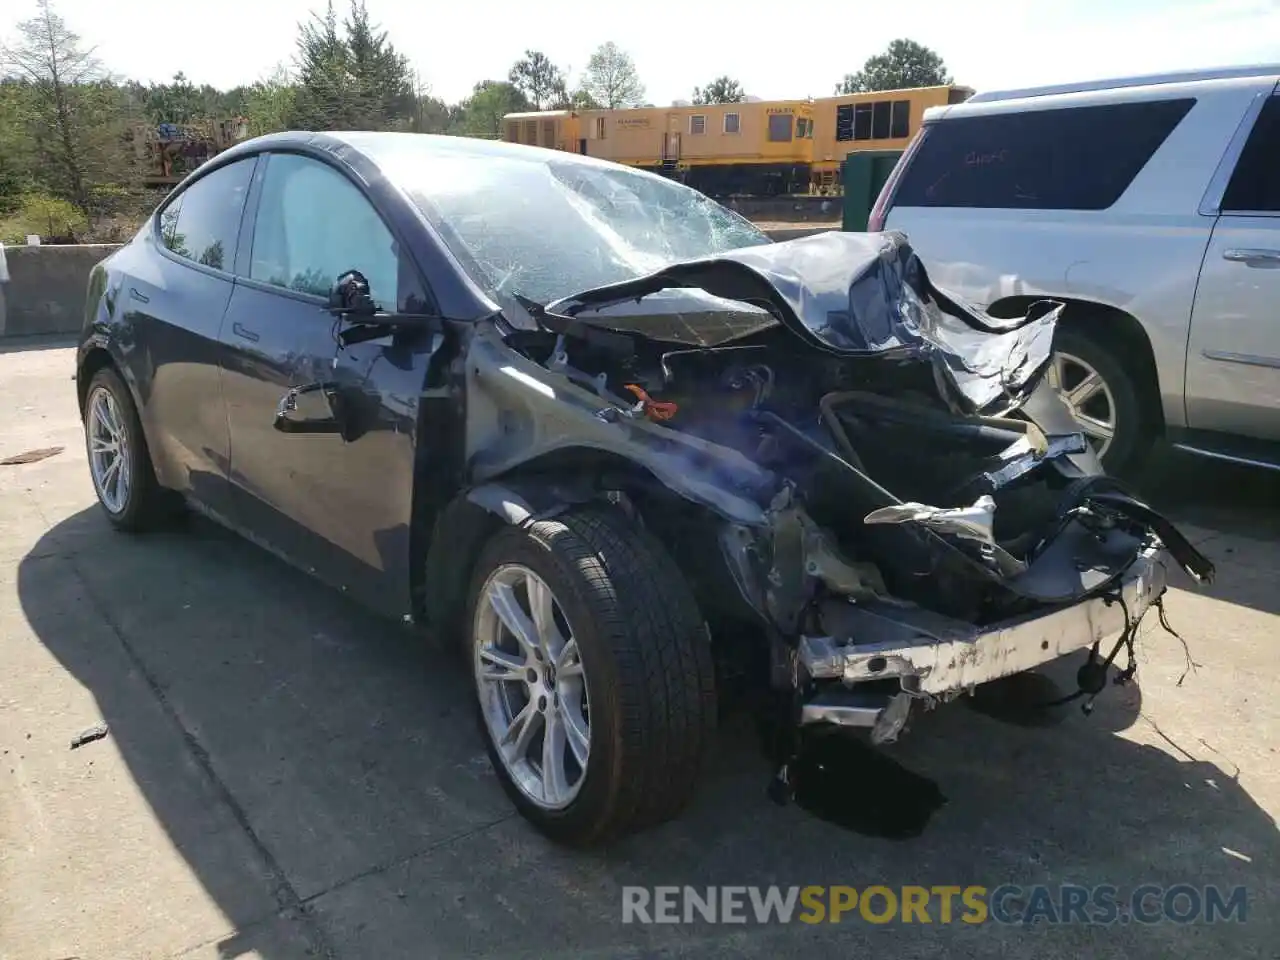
[{"left": 328, "top": 269, "right": 377, "bottom": 319}]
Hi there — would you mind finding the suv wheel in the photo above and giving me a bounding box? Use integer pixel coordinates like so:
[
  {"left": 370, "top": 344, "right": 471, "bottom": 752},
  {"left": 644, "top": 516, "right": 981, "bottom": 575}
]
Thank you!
[
  {"left": 1049, "top": 327, "right": 1153, "bottom": 475},
  {"left": 466, "top": 506, "right": 716, "bottom": 845}
]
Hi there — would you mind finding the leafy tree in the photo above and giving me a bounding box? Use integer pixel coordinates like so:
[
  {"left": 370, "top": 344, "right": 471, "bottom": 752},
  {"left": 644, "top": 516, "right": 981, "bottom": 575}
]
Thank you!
[
  {"left": 0, "top": 0, "right": 132, "bottom": 214},
  {"left": 509, "top": 50, "right": 566, "bottom": 111},
  {"left": 692, "top": 76, "right": 745, "bottom": 105},
  {"left": 456, "top": 80, "right": 530, "bottom": 138},
  {"left": 835, "top": 39, "right": 951, "bottom": 94},
  {"left": 244, "top": 64, "right": 297, "bottom": 136},
  {"left": 581, "top": 42, "right": 645, "bottom": 109}
]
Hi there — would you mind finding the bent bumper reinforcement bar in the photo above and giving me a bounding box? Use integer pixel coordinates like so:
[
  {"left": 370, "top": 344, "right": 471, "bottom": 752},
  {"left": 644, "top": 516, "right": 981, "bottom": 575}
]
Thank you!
[{"left": 797, "top": 546, "right": 1167, "bottom": 739}]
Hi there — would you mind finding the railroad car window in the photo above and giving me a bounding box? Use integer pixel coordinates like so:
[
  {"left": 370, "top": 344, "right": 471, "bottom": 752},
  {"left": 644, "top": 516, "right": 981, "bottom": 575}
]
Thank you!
[
  {"left": 724, "top": 112, "right": 740, "bottom": 134},
  {"left": 690, "top": 115, "right": 707, "bottom": 135},
  {"left": 891, "top": 98, "right": 1195, "bottom": 210},
  {"left": 542, "top": 120, "right": 556, "bottom": 147},
  {"left": 854, "top": 104, "right": 873, "bottom": 140},
  {"left": 836, "top": 105, "right": 854, "bottom": 142},
  {"left": 522, "top": 120, "right": 537, "bottom": 144},
  {"left": 1223, "top": 96, "right": 1280, "bottom": 212},
  {"left": 890, "top": 100, "right": 911, "bottom": 138},
  {"left": 595, "top": 117, "right": 606, "bottom": 139},
  {"left": 157, "top": 157, "right": 255, "bottom": 271},
  {"left": 872, "top": 101, "right": 891, "bottom": 139},
  {"left": 768, "top": 114, "right": 793, "bottom": 142}
]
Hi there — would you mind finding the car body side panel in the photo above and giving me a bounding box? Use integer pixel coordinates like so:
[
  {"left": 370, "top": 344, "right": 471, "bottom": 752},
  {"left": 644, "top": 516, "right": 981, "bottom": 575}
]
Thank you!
[{"left": 218, "top": 285, "right": 431, "bottom": 617}]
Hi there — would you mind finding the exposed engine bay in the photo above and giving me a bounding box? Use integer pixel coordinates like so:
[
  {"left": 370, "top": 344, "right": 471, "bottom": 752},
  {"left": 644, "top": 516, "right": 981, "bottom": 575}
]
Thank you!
[{"left": 463, "top": 231, "right": 1213, "bottom": 752}]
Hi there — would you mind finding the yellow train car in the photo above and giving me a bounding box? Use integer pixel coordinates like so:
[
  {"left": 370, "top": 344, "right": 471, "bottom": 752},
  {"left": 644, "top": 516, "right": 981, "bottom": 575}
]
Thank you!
[
  {"left": 575, "top": 99, "right": 815, "bottom": 196},
  {"left": 809, "top": 85, "right": 973, "bottom": 191},
  {"left": 503, "top": 110, "right": 583, "bottom": 152},
  {"left": 499, "top": 84, "right": 973, "bottom": 197}
]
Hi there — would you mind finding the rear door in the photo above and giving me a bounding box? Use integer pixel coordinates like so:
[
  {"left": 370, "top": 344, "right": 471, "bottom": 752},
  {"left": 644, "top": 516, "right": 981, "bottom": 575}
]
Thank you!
[
  {"left": 123, "top": 155, "right": 257, "bottom": 515},
  {"left": 1185, "top": 92, "right": 1280, "bottom": 440}
]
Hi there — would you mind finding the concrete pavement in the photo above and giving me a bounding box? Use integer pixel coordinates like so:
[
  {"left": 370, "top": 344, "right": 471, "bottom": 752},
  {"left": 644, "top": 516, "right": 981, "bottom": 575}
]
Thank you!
[{"left": 1, "top": 339, "right": 1277, "bottom": 959}]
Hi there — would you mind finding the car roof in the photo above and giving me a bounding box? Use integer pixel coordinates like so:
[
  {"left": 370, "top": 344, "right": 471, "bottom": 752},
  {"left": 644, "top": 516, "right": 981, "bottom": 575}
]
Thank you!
[
  {"left": 967, "top": 63, "right": 1280, "bottom": 104},
  {"left": 216, "top": 129, "right": 634, "bottom": 174}
]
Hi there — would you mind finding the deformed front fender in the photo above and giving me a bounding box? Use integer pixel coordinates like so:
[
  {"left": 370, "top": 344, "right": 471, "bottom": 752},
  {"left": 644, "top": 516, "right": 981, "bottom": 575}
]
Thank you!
[{"left": 418, "top": 476, "right": 597, "bottom": 637}]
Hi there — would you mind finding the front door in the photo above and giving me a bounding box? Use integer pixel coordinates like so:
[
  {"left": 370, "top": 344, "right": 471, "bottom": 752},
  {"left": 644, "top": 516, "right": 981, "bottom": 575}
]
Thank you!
[
  {"left": 1186, "top": 93, "right": 1280, "bottom": 441},
  {"left": 217, "top": 151, "right": 437, "bottom": 615}
]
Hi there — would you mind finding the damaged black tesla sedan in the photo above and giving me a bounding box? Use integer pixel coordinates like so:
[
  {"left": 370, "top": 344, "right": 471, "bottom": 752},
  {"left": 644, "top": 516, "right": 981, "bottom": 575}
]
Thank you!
[{"left": 75, "top": 132, "right": 1212, "bottom": 845}]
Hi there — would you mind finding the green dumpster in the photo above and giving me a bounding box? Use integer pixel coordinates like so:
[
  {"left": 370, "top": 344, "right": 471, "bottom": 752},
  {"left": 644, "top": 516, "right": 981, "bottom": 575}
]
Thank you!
[{"left": 841, "top": 150, "right": 903, "bottom": 232}]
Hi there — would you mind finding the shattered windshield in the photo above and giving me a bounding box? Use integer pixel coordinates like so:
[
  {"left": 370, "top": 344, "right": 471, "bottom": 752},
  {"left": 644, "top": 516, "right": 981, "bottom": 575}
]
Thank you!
[{"left": 368, "top": 141, "right": 771, "bottom": 306}]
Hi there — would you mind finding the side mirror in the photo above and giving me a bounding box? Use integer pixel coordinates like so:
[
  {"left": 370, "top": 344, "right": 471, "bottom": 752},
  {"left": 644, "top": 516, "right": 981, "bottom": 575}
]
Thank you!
[{"left": 328, "top": 269, "right": 377, "bottom": 319}]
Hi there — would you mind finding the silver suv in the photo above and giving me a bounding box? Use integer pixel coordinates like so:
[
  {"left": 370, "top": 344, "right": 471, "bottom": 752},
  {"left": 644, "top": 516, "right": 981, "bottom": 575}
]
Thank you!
[{"left": 872, "top": 64, "right": 1280, "bottom": 474}]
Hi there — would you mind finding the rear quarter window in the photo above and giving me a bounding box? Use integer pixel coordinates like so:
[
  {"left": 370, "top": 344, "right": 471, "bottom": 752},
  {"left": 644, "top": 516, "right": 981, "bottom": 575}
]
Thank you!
[{"left": 892, "top": 99, "right": 1195, "bottom": 211}]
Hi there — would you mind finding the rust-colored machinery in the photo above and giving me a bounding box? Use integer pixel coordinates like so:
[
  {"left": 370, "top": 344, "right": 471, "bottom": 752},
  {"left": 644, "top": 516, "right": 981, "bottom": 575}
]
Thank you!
[{"left": 131, "top": 118, "right": 250, "bottom": 187}]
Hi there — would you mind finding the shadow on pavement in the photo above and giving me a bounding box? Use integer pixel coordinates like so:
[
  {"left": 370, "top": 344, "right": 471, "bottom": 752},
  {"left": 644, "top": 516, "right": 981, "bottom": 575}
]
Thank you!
[
  {"left": 0, "top": 333, "right": 78, "bottom": 355},
  {"left": 1130, "top": 445, "right": 1280, "bottom": 616},
  {"left": 17, "top": 498, "right": 1278, "bottom": 959}
]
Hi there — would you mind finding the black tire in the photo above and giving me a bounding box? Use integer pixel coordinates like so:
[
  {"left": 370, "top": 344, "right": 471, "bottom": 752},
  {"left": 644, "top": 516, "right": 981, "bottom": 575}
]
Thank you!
[
  {"left": 1053, "top": 326, "right": 1155, "bottom": 476},
  {"left": 82, "top": 367, "right": 180, "bottom": 531},
  {"left": 465, "top": 506, "right": 717, "bottom": 846}
]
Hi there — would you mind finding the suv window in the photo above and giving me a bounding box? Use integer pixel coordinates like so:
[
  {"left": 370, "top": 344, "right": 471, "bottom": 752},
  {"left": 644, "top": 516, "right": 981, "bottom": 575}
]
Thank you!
[
  {"left": 158, "top": 157, "right": 255, "bottom": 270},
  {"left": 1223, "top": 96, "right": 1280, "bottom": 213},
  {"left": 892, "top": 99, "right": 1194, "bottom": 210},
  {"left": 249, "top": 153, "right": 400, "bottom": 309}
]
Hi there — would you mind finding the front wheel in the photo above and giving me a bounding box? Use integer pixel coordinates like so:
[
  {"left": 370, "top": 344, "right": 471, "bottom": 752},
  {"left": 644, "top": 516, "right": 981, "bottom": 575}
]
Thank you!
[
  {"left": 466, "top": 506, "right": 717, "bottom": 845},
  {"left": 1048, "top": 326, "right": 1155, "bottom": 475}
]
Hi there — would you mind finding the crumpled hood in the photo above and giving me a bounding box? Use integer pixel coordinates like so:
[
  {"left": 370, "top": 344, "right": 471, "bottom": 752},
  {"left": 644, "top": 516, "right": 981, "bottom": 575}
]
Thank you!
[{"left": 545, "top": 231, "right": 1062, "bottom": 414}]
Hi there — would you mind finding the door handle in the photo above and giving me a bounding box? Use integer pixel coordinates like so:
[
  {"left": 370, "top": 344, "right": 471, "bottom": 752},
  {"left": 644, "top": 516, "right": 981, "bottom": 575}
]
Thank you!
[
  {"left": 231, "top": 321, "right": 260, "bottom": 342},
  {"left": 1223, "top": 248, "right": 1280, "bottom": 266},
  {"left": 129, "top": 287, "right": 150, "bottom": 304}
]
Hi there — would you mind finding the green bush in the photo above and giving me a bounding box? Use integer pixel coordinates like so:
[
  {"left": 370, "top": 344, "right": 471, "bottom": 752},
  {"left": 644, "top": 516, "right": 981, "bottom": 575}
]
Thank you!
[{"left": 0, "top": 193, "right": 89, "bottom": 244}]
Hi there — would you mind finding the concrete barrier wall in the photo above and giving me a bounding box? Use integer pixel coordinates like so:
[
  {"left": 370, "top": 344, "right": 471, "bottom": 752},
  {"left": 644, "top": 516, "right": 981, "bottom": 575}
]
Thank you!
[
  {"left": 0, "top": 228, "right": 837, "bottom": 339},
  {"left": 0, "top": 244, "right": 122, "bottom": 338}
]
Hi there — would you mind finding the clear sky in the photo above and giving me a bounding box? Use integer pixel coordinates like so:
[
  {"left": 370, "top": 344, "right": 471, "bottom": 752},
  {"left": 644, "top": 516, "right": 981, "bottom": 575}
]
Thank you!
[{"left": 7, "top": 0, "right": 1280, "bottom": 105}]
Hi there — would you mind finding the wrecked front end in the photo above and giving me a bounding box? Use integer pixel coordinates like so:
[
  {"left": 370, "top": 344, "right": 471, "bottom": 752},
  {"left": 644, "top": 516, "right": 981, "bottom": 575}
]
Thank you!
[{"left": 464, "top": 231, "right": 1212, "bottom": 752}]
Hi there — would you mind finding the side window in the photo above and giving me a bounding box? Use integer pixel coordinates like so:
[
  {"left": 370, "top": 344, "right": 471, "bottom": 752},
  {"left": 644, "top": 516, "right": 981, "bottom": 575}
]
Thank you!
[
  {"left": 249, "top": 153, "right": 400, "bottom": 310},
  {"left": 892, "top": 99, "right": 1195, "bottom": 210},
  {"left": 767, "top": 113, "right": 793, "bottom": 142},
  {"left": 1223, "top": 96, "right": 1280, "bottom": 213},
  {"left": 157, "top": 158, "right": 255, "bottom": 271}
]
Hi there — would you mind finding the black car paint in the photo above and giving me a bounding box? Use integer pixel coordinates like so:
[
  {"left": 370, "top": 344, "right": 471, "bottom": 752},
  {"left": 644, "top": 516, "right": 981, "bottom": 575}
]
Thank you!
[{"left": 77, "top": 132, "right": 499, "bottom": 621}]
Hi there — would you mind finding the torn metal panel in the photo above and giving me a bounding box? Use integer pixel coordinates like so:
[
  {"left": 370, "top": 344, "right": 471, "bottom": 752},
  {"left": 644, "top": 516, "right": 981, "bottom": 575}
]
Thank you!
[
  {"left": 547, "top": 231, "right": 1064, "bottom": 413},
  {"left": 463, "top": 322, "right": 777, "bottom": 527}
]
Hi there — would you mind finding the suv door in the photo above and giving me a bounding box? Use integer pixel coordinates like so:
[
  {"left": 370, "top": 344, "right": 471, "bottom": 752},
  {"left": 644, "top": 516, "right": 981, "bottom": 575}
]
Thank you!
[
  {"left": 1185, "top": 92, "right": 1280, "bottom": 441},
  {"left": 218, "top": 150, "right": 440, "bottom": 615},
  {"left": 128, "top": 155, "right": 257, "bottom": 514}
]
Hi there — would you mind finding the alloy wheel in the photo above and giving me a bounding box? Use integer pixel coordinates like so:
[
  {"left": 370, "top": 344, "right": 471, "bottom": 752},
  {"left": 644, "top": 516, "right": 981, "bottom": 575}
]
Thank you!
[
  {"left": 1046, "top": 351, "right": 1117, "bottom": 458},
  {"left": 87, "top": 385, "right": 132, "bottom": 514},
  {"left": 473, "top": 564, "right": 591, "bottom": 810}
]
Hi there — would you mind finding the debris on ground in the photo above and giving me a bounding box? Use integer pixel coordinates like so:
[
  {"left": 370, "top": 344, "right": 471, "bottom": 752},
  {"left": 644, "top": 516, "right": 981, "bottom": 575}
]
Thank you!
[
  {"left": 1, "top": 446, "right": 64, "bottom": 465},
  {"left": 70, "top": 723, "right": 109, "bottom": 750}
]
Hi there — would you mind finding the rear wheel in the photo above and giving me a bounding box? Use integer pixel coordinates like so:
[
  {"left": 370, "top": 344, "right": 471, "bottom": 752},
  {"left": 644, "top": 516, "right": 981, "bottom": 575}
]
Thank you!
[
  {"left": 1049, "top": 326, "right": 1154, "bottom": 475},
  {"left": 466, "top": 506, "right": 716, "bottom": 845},
  {"left": 83, "top": 367, "right": 179, "bottom": 531}
]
